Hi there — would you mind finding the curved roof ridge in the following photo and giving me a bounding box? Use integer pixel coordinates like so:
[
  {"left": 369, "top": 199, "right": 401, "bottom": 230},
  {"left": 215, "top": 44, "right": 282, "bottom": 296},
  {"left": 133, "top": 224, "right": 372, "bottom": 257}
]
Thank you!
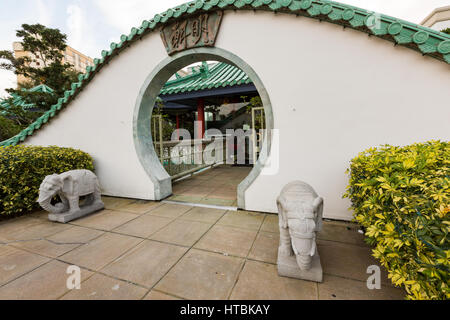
[{"left": 1, "top": 0, "right": 449, "bottom": 146}]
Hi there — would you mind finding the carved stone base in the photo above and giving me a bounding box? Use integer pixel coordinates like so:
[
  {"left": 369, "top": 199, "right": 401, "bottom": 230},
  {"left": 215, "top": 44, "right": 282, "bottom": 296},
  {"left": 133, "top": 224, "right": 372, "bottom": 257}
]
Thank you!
[
  {"left": 48, "top": 201, "right": 104, "bottom": 223},
  {"left": 277, "top": 250, "right": 323, "bottom": 283}
]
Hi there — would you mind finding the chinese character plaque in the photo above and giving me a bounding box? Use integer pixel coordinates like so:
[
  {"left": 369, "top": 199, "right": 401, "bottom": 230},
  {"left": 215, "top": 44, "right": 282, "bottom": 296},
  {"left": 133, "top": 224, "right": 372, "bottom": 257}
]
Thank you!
[{"left": 160, "top": 11, "right": 224, "bottom": 55}]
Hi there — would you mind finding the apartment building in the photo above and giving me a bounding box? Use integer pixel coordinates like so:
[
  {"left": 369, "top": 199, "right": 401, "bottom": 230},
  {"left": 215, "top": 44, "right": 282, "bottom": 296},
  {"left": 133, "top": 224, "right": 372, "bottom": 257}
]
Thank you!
[
  {"left": 421, "top": 5, "right": 450, "bottom": 31},
  {"left": 13, "top": 41, "right": 94, "bottom": 84}
]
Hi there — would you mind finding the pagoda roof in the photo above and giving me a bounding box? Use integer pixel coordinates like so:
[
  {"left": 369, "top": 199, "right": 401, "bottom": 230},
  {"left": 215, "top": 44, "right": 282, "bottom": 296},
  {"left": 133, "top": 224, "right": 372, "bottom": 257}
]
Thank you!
[
  {"left": 0, "top": 84, "right": 54, "bottom": 113},
  {"left": 160, "top": 62, "right": 252, "bottom": 96}
]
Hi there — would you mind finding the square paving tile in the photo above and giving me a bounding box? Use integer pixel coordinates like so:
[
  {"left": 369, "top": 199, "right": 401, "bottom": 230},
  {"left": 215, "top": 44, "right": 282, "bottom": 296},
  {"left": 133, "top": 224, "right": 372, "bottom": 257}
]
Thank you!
[
  {"left": 195, "top": 225, "right": 257, "bottom": 258},
  {"left": 147, "top": 203, "right": 192, "bottom": 219},
  {"left": 46, "top": 225, "right": 104, "bottom": 244},
  {"left": 150, "top": 220, "right": 211, "bottom": 247},
  {"left": 167, "top": 195, "right": 205, "bottom": 203},
  {"left": 71, "top": 210, "right": 138, "bottom": 231},
  {"left": 101, "top": 196, "right": 135, "bottom": 210},
  {"left": 155, "top": 249, "right": 244, "bottom": 300},
  {"left": 144, "top": 290, "right": 181, "bottom": 300},
  {"left": 199, "top": 198, "right": 235, "bottom": 206},
  {"left": 180, "top": 206, "right": 226, "bottom": 224},
  {"left": 0, "top": 260, "right": 92, "bottom": 300},
  {"left": 260, "top": 214, "right": 279, "bottom": 233},
  {"left": 248, "top": 231, "right": 278, "bottom": 264},
  {"left": 230, "top": 260, "right": 317, "bottom": 300},
  {"left": 318, "top": 240, "right": 391, "bottom": 285},
  {"left": 205, "top": 188, "right": 237, "bottom": 200},
  {"left": 10, "top": 239, "right": 81, "bottom": 259},
  {"left": 114, "top": 214, "right": 173, "bottom": 238},
  {"left": 318, "top": 275, "right": 405, "bottom": 300},
  {"left": 181, "top": 186, "right": 212, "bottom": 197},
  {"left": 115, "top": 200, "right": 162, "bottom": 214},
  {"left": 59, "top": 233, "right": 142, "bottom": 271},
  {"left": 0, "top": 217, "right": 71, "bottom": 241},
  {"left": 61, "top": 273, "right": 147, "bottom": 300},
  {"left": 196, "top": 180, "right": 226, "bottom": 188},
  {"left": 0, "top": 245, "right": 50, "bottom": 286},
  {"left": 28, "top": 210, "right": 49, "bottom": 220},
  {"left": 101, "top": 240, "right": 188, "bottom": 288},
  {"left": 217, "top": 210, "right": 265, "bottom": 231},
  {"left": 318, "top": 221, "right": 367, "bottom": 246},
  {"left": 172, "top": 184, "right": 191, "bottom": 194}
]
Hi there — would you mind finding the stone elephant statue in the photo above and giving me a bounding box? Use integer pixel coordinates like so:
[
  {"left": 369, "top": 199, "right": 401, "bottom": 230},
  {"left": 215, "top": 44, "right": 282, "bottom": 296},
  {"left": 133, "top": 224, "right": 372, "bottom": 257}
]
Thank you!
[
  {"left": 38, "top": 169, "right": 104, "bottom": 223},
  {"left": 277, "top": 181, "right": 323, "bottom": 279}
]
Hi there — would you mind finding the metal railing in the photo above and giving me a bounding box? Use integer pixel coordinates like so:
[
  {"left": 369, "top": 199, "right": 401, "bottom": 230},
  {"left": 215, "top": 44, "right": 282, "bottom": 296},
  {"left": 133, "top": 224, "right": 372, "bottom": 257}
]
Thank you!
[{"left": 154, "top": 137, "right": 227, "bottom": 180}]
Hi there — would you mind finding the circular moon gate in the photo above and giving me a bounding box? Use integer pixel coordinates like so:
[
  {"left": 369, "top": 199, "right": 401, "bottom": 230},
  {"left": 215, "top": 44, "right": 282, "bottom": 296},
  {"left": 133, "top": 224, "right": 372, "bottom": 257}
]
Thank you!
[{"left": 133, "top": 47, "right": 274, "bottom": 207}]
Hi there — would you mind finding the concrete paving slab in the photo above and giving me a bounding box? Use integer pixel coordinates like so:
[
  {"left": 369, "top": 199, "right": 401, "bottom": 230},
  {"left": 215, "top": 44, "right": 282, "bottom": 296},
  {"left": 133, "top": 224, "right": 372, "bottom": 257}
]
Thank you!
[
  {"left": 230, "top": 260, "right": 317, "bottom": 300},
  {"left": 318, "top": 274, "right": 405, "bottom": 300},
  {"left": 147, "top": 203, "right": 192, "bottom": 219},
  {"left": 0, "top": 260, "right": 92, "bottom": 300},
  {"left": 195, "top": 225, "right": 257, "bottom": 258},
  {"left": 248, "top": 231, "right": 278, "bottom": 264},
  {"left": 10, "top": 239, "right": 80, "bottom": 259},
  {"left": 318, "top": 240, "right": 391, "bottom": 285},
  {"left": 318, "top": 221, "right": 367, "bottom": 247},
  {"left": 155, "top": 249, "right": 244, "bottom": 300},
  {"left": 101, "top": 196, "right": 136, "bottom": 210},
  {"left": 101, "top": 240, "right": 188, "bottom": 288},
  {"left": 0, "top": 245, "right": 50, "bottom": 286},
  {"left": 179, "top": 206, "right": 226, "bottom": 224},
  {"left": 46, "top": 225, "right": 104, "bottom": 243},
  {"left": 260, "top": 214, "right": 279, "bottom": 234},
  {"left": 61, "top": 273, "right": 147, "bottom": 300},
  {"left": 217, "top": 210, "right": 265, "bottom": 231},
  {"left": 70, "top": 210, "right": 138, "bottom": 231},
  {"left": 144, "top": 290, "right": 181, "bottom": 300},
  {"left": 116, "top": 200, "right": 163, "bottom": 214},
  {"left": 0, "top": 217, "right": 71, "bottom": 241},
  {"left": 113, "top": 214, "right": 173, "bottom": 238},
  {"left": 59, "top": 233, "right": 142, "bottom": 271},
  {"left": 150, "top": 220, "right": 211, "bottom": 247}
]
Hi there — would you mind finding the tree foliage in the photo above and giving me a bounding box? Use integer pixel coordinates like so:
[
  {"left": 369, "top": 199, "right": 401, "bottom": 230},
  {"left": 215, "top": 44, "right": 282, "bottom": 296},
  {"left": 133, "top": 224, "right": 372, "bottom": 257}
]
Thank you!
[
  {"left": 0, "top": 24, "right": 80, "bottom": 130},
  {"left": 441, "top": 28, "right": 450, "bottom": 35}
]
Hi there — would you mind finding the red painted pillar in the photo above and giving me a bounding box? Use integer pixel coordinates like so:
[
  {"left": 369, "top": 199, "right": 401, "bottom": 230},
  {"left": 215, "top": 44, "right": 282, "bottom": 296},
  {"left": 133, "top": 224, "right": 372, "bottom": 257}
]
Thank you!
[{"left": 197, "top": 98, "right": 205, "bottom": 139}]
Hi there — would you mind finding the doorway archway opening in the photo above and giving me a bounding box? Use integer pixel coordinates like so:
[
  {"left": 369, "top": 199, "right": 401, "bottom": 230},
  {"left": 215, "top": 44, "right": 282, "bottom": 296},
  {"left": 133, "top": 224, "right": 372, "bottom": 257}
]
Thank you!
[{"left": 133, "top": 47, "right": 274, "bottom": 209}]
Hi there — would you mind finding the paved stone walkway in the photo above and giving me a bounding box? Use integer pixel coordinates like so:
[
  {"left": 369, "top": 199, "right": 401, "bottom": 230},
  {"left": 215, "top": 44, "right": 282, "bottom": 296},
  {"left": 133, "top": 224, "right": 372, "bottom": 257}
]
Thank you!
[
  {"left": 168, "top": 165, "right": 252, "bottom": 207},
  {"left": 0, "top": 198, "right": 405, "bottom": 300}
]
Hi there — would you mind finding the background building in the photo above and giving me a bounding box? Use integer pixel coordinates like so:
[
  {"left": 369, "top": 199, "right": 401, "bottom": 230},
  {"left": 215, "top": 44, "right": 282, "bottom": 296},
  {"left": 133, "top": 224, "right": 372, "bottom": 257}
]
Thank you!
[
  {"left": 421, "top": 5, "right": 450, "bottom": 31},
  {"left": 13, "top": 41, "right": 93, "bottom": 84}
]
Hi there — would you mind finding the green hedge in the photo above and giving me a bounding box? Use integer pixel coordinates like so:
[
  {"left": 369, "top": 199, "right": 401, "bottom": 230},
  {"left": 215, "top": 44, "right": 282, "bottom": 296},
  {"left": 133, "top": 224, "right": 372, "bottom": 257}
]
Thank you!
[
  {"left": 0, "top": 145, "right": 94, "bottom": 216},
  {"left": 344, "top": 141, "right": 449, "bottom": 300}
]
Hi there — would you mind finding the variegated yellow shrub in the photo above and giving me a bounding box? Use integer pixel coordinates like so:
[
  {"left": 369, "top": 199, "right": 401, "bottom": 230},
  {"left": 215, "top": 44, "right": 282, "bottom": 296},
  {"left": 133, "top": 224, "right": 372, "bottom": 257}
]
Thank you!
[
  {"left": 0, "top": 145, "right": 94, "bottom": 216},
  {"left": 344, "top": 141, "right": 449, "bottom": 300}
]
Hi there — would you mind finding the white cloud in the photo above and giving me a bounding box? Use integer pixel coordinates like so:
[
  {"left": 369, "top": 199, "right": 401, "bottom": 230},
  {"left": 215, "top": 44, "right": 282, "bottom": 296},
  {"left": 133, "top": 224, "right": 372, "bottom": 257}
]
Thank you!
[
  {"left": 93, "top": 0, "right": 187, "bottom": 42},
  {"left": 66, "top": 2, "right": 101, "bottom": 58},
  {"left": 37, "top": 0, "right": 52, "bottom": 26},
  {"left": 0, "top": 70, "right": 16, "bottom": 98}
]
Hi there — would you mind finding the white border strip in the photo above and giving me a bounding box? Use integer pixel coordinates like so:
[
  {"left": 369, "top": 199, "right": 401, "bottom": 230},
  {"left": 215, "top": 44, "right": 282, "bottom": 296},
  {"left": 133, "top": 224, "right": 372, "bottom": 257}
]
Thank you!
[{"left": 162, "top": 200, "right": 238, "bottom": 211}]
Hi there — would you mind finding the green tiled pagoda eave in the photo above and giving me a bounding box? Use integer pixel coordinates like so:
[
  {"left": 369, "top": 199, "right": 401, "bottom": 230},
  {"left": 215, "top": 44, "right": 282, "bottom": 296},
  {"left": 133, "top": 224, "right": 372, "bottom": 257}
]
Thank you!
[
  {"left": 160, "top": 62, "right": 251, "bottom": 95},
  {"left": 1, "top": 0, "right": 449, "bottom": 147}
]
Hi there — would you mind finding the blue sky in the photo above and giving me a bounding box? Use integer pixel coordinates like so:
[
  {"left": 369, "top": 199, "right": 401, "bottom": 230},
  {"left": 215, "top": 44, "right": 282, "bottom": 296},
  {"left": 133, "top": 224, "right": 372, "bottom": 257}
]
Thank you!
[{"left": 0, "top": 0, "right": 449, "bottom": 97}]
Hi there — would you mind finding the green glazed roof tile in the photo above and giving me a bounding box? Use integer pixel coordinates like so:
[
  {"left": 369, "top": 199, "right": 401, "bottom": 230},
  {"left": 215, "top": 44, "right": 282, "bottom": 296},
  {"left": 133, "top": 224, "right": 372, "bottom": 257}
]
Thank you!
[
  {"left": 1, "top": 0, "right": 449, "bottom": 147},
  {"left": 0, "top": 84, "right": 54, "bottom": 113},
  {"left": 159, "top": 62, "right": 251, "bottom": 95}
]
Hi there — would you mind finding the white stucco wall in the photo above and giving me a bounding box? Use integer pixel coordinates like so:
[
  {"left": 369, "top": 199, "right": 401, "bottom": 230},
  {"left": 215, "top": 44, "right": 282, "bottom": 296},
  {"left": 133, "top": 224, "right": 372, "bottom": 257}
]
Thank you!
[{"left": 25, "top": 10, "right": 450, "bottom": 220}]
